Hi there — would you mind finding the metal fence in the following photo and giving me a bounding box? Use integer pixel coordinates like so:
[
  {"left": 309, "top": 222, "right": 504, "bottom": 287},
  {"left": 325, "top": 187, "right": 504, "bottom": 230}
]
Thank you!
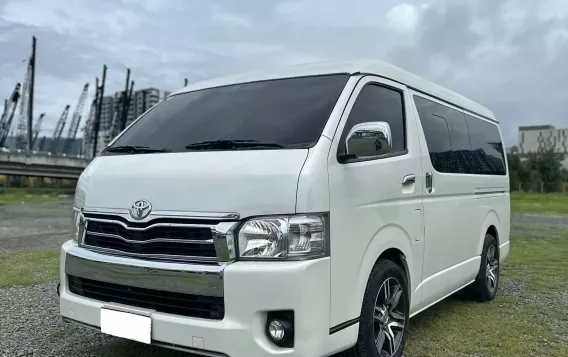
[
  {"left": 0, "top": 174, "right": 76, "bottom": 195},
  {"left": 511, "top": 181, "right": 568, "bottom": 194}
]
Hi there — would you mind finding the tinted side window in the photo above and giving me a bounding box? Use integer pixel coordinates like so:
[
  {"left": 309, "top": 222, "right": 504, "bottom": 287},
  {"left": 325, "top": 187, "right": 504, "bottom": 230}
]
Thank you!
[
  {"left": 445, "top": 105, "right": 473, "bottom": 174},
  {"left": 465, "top": 115, "right": 507, "bottom": 175},
  {"left": 337, "top": 84, "right": 406, "bottom": 158},
  {"left": 414, "top": 96, "right": 454, "bottom": 173}
]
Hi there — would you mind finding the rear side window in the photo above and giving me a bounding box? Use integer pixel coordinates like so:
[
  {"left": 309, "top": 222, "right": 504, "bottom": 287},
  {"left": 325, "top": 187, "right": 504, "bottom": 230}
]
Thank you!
[
  {"left": 105, "top": 74, "right": 349, "bottom": 154},
  {"left": 465, "top": 115, "right": 507, "bottom": 175},
  {"left": 415, "top": 96, "right": 474, "bottom": 173},
  {"left": 414, "top": 96, "right": 506, "bottom": 175},
  {"left": 337, "top": 84, "right": 406, "bottom": 158}
]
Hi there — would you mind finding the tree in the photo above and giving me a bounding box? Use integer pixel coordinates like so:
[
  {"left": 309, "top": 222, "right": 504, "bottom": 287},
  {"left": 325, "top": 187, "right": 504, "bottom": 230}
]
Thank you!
[{"left": 507, "top": 149, "right": 565, "bottom": 192}]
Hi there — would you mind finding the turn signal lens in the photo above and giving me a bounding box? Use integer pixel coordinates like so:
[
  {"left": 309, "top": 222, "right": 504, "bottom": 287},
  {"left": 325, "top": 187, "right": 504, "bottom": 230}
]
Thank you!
[{"left": 71, "top": 208, "right": 85, "bottom": 243}]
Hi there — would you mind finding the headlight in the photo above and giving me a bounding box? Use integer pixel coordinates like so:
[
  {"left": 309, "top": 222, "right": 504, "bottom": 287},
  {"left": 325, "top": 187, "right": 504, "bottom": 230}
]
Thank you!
[
  {"left": 71, "top": 207, "right": 85, "bottom": 243},
  {"left": 237, "top": 214, "right": 328, "bottom": 260}
]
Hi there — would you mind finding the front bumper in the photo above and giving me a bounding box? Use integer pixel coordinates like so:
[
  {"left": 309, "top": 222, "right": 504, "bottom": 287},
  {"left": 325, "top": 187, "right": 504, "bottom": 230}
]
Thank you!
[{"left": 59, "top": 241, "right": 355, "bottom": 357}]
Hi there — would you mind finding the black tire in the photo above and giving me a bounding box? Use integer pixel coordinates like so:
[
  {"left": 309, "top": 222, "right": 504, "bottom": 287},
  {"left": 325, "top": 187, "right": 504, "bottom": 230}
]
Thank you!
[
  {"left": 465, "top": 234, "right": 500, "bottom": 301},
  {"left": 341, "top": 259, "right": 410, "bottom": 357}
]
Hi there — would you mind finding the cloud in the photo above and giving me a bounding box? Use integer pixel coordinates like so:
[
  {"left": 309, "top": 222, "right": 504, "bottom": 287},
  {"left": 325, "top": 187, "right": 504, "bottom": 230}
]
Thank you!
[
  {"left": 386, "top": 3, "right": 422, "bottom": 32},
  {"left": 1, "top": 0, "right": 567, "bottom": 145}
]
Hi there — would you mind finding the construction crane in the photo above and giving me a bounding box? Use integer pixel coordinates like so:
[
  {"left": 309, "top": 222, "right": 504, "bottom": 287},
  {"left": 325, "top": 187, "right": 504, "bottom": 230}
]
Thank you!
[
  {"left": 15, "top": 64, "right": 31, "bottom": 150},
  {"left": 91, "top": 65, "right": 107, "bottom": 158},
  {"left": 1, "top": 99, "right": 7, "bottom": 119},
  {"left": 50, "top": 105, "right": 70, "bottom": 153},
  {"left": 0, "top": 83, "right": 21, "bottom": 147},
  {"left": 82, "top": 97, "right": 97, "bottom": 154},
  {"left": 14, "top": 36, "right": 36, "bottom": 152},
  {"left": 82, "top": 76, "right": 100, "bottom": 158},
  {"left": 32, "top": 113, "right": 45, "bottom": 147},
  {"left": 62, "top": 83, "right": 89, "bottom": 154},
  {"left": 37, "top": 136, "right": 46, "bottom": 152}
]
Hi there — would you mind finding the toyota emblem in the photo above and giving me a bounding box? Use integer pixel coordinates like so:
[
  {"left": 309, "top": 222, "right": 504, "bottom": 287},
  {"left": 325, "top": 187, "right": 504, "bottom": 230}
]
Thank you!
[{"left": 130, "top": 199, "right": 152, "bottom": 220}]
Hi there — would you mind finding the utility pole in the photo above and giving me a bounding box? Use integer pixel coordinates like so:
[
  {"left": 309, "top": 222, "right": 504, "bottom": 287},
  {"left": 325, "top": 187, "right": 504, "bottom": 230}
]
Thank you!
[
  {"left": 126, "top": 79, "right": 134, "bottom": 127},
  {"left": 27, "top": 36, "right": 36, "bottom": 155},
  {"left": 92, "top": 65, "right": 107, "bottom": 158}
]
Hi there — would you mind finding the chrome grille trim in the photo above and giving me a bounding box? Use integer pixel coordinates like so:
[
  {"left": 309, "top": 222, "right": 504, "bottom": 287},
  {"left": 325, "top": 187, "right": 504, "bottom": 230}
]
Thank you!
[
  {"left": 87, "top": 231, "right": 215, "bottom": 245},
  {"left": 79, "top": 211, "right": 238, "bottom": 264},
  {"left": 85, "top": 217, "right": 216, "bottom": 231}
]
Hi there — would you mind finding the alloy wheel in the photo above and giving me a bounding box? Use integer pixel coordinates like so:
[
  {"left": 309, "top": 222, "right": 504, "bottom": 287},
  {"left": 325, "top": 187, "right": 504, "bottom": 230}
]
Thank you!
[
  {"left": 373, "top": 277, "right": 406, "bottom": 357},
  {"left": 486, "top": 245, "right": 499, "bottom": 293}
]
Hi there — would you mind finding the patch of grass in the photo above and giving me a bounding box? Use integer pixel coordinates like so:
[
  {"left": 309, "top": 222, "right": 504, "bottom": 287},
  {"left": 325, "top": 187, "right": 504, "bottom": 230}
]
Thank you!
[
  {"left": 0, "top": 250, "right": 60, "bottom": 287},
  {"left": 0, "top": 187, "right": 74, "bottom": 205},
  {"left": 504, "top": 228, "right": 568, "bottom": 292},
  {"left": 404, "top": 227, "right": 568, "bottom": 357},
  {"left": 406, "top": 296, "right": 565, "bottom": 357},
  {"left": 511, "top": 192, "right": 568, "bottom": 215}
]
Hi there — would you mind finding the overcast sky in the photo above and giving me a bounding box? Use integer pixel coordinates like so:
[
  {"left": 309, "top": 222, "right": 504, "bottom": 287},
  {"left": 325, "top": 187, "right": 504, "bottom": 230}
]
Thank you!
[{"left": 1, "top": 0, "right": 567, "bottom": 145}]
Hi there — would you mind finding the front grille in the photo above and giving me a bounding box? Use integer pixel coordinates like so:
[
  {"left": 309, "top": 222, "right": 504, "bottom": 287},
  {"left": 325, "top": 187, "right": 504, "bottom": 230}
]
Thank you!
[
  {"left": 82, "top": 214, "right": 217, "bottom": 261},
  {"left": 68, "top": 275, "right": 225, "bottom": 320}
]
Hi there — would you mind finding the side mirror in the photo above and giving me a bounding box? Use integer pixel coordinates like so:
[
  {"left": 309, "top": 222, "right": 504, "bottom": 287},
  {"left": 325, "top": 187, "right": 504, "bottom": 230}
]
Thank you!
[{"left": 344, "top": 121, "right": 392, "bottom": 161}]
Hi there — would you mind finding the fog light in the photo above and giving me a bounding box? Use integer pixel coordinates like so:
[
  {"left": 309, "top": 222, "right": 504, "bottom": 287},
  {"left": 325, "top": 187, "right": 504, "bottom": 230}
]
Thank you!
[
  {"left": 268, "top": 320, "right": 286, "bottom": 341},
  {"left": 266, "top": 312, "right": 294, "bottom": 348}
]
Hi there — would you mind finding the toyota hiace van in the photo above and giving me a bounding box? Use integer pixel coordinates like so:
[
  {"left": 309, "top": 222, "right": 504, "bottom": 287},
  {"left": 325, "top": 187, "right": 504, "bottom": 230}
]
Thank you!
[{"left": 60, "top": 60, "right": 510, "bottom": 357}]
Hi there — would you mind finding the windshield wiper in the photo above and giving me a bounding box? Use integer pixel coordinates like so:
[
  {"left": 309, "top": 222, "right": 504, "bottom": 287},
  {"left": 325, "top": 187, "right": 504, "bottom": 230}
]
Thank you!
[
  {"left": 184, "top": 140, "right": 285, "bottom": 150},
  {"left": 105, "top": 145, "right": 171, "bottom": 154}
]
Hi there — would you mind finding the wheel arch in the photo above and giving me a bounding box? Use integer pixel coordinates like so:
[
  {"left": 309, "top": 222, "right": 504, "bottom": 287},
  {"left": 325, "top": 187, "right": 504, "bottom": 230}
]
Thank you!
[
  {"left": 477, "top": 210, "right": 501, "bottom": 255},
  {"left": 380, "top": 248, "right": 411, "bottom": 288}
]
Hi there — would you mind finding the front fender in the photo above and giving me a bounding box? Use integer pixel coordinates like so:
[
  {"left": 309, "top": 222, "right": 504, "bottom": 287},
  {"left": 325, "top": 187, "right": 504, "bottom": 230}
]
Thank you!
[{"left": 354, "top": 224, "right": 414, "bottom": 313}]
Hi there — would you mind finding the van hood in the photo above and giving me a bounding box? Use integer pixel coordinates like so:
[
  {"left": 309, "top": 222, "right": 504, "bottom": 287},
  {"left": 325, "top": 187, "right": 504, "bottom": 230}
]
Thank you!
[{"left": 75, "top": 150, "right": 308, "bottom": 218}]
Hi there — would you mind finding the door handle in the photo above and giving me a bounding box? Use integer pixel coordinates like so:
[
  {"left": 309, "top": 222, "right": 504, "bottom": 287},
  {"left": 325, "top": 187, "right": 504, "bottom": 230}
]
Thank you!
[
  {"left": 402, "top": 174, "right": 416, "bottom": 185},
  {"left": 425, "top": 172, "right": 433, "bottom": 193}
]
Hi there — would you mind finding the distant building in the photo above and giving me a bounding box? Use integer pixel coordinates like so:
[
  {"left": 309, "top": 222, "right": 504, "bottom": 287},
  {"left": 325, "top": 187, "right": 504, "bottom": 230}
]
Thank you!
[{"left": 518, "top": 125, "right": 568, "bottom": 168}]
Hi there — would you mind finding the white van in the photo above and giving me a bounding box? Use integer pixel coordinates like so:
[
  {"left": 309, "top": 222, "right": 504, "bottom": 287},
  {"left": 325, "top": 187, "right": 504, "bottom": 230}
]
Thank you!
[{"left": 60, "top": 60, "right": 510, "bottom": 357}]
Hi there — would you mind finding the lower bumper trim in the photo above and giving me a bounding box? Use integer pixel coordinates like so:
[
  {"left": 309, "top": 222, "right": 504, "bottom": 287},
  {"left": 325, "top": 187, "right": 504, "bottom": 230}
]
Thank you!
[
  {"left": 62, "top": 317, "right": 229, "bottom": 357},
  {"left": 329, "top": 317, "right": 359, "bottom": 335}
]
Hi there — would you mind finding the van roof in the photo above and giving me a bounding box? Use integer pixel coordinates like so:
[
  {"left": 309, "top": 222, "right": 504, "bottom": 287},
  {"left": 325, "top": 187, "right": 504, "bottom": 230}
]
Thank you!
[{"left": 172, "top": 59, "right": 496, "bottom": 122}]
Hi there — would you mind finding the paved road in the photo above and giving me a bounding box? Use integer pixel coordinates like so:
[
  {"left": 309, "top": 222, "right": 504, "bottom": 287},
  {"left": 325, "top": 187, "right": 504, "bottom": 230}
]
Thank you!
[{"left": 0, "top": 200, "right": 72, "bottom": 254}]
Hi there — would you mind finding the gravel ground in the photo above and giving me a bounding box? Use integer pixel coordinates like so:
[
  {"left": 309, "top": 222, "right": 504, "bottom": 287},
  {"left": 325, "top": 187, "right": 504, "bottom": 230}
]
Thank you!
[
  {"left": 1, "top": 202, "right": 567, "bottom": 356},
  {"left": 0, "top": 283, "right": 210, "bottom": 357},
  {"left": 511, "top": 212, "right": 568, "bottom": 230}
]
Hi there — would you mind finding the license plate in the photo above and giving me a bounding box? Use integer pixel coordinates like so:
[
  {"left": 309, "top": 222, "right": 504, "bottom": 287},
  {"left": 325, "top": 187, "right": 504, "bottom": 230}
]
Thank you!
[{"left": 100, "top": 308, "right": 151, "bottom": 344}]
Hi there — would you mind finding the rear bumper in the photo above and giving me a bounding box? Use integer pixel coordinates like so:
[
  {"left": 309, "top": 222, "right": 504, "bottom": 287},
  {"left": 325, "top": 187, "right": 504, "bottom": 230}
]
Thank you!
[{"left": 59, "top": 241, "right": 357, "bottom": 357}]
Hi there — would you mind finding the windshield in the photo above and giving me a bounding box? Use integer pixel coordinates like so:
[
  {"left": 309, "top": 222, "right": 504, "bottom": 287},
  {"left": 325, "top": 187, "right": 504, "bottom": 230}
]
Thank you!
[{"left": 103, "top": 74, "right": 349, "bottom": 155}]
